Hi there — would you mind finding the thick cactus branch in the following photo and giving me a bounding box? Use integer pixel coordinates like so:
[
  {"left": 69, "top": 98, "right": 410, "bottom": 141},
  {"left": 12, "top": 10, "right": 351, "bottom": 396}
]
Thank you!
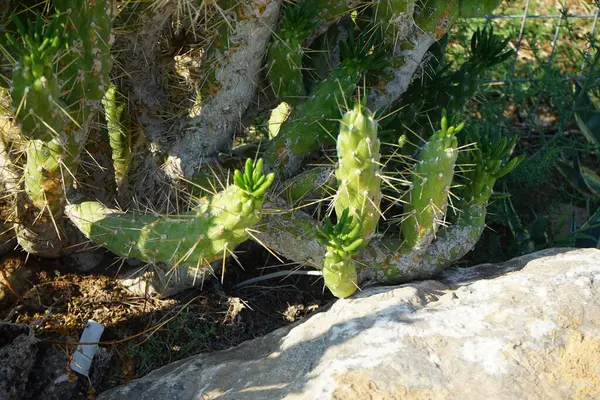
[
  {"left": 66, "top": 159, "right": 274, "bottom": 268},
  {"left": 316, "top": 208, "right": 362, "bottom": 298},
  {"left": 164, "top": 0, "right": 281, "bottom": 179}
]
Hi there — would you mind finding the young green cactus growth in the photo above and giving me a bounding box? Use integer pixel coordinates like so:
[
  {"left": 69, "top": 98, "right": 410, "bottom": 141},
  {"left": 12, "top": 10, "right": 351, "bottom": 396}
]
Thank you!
[
  {"left": 102, "top": 83, "right": 132, "bottom": 190},
  {"left": 66, "top": 159, "right": 275, "bottom": 268},
  {"left": 316, "top": 208, "right": 363, "bottom": 298},
  {"left": 401, "top": 114, "right": 464, "bottom": 254},
  {"left": 6, "top": 16, "right": 65, "bottom": 142},
  {"left": 266, "top": 4, "right": 317, "bottom": 105},
  {"left": 335, "top": 101, "right": 382, "bottom": 244}
]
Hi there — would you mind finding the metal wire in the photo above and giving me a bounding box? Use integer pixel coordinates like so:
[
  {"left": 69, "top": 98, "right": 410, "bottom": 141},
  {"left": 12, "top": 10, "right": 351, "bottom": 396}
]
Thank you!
[{"left": 464, "top": 1, "right": 600, "bottom": 84}]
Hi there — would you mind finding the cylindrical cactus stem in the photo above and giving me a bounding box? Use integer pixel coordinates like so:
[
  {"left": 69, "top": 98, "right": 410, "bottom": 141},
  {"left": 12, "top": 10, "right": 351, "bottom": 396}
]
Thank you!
[
  {"left": 282, "top": 166, "right": 335, "bottom": 205},
  {"left": 102, "top": 83, "right": 132, "bottom": 190},
  {"left": 66, "top": 159, "right": 275, "bottom": 268},
  {"left": 54, "top": 0, "right": 114, "bottom": 118},
  {"left": 264, "top": 65, "right": 362, "bottom": 176},
  {"left": 334, "top": 102, "right": 382, "bottom": 244},
  {"left": 7, "top": 17, "right": 66, "bottom": 142},
  {"left": 401, "top": 114, "right": 464, "bottom": 255},
  {"left": 23, "top": 135, "right": 85, "bottom": 214},
  {"left": 316, "top": 208, "right": 363, "bottom": 298},
  {"left": 266, "top": 4, "right": 316, "bottom": 105},
  {"left": 5, "top": 0, "right": 113, "bottom": 215},
  {"left": 264, "top": 32, "right": 386, "bottom": 177}
]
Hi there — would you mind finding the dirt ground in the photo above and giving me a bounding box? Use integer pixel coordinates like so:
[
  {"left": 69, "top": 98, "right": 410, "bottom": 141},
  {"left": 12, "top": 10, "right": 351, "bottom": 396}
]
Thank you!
[{"left": 0, "top": 241, "right": 332, "bottom": 399}]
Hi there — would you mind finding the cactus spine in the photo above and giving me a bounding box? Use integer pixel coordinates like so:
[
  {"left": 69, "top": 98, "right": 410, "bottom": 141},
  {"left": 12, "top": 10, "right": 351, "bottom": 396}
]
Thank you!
[{"left": 67, "top": 159, "right": 275, "bottom": 267}]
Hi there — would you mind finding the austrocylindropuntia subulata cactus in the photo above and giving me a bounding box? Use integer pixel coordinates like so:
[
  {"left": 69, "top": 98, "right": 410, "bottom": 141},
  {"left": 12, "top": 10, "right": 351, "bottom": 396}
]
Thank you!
[{"left": 0, "top": 0, "right": 521, "bottom": 299}]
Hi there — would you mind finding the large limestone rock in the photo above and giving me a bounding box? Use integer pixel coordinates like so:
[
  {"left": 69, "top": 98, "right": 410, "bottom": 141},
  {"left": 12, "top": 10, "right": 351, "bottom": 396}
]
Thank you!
[{"left": 99, "top": 248, "right": 600, "bottom": 400}]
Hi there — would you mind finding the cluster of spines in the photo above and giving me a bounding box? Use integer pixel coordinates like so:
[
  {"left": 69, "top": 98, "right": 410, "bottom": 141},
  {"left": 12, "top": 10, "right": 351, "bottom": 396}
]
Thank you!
[
  {"left": 316, "top": 208, "right": 363, "bottom": 299},
  {"left": 401, "top": 114, "right": 464, "bottom": 254},
  {"left": 67, "top": 159, "right": 275, "bottom": 268},
  {"left": 334, "top": 101, "right": 382, "bottom": 244}
]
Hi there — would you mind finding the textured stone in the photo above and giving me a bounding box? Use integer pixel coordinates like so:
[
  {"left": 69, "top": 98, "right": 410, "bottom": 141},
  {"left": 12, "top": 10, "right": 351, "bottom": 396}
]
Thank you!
[{"left": 98, "top": 248, "right": 600, "bottom": 400}]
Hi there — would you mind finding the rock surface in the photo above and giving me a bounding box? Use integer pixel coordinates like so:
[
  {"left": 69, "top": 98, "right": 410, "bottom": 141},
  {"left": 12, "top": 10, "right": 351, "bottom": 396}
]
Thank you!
[{"left": 98, "top": 248, "right": 600, "bottom": 400}]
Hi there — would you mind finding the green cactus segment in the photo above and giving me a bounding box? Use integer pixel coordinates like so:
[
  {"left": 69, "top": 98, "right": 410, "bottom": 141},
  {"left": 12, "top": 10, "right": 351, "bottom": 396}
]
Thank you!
[
  {"left": 335, "top": 102, "right": 382, "bottom": 244},
  {"left": 265, "top": 33, "right": 386, "bottom": 175},
  {"left": 102, "top": 83, "right": 132, "bottom": 188},
  {"left": 6, "top": 17, "right": 66, "bottom": 141},
  {"left": 266, "top": 66, "right": 360, "bottom": 163},
  {"left": 459, "top": 0, "right": 502, "bottom": 17},
  {"left": 24, "top": 137, "right": 81, "bottom": 213},
  {"left": 68, "top": 159, "right": 275, "bottom": 266},
  {"left": 266, "top": 4, "right": 316, "bottom": 105},
  {"left": 53, "top": 0, "right": 113, "bottom": 115},
  {"left": 401, "top": 115, "right": 463, "bottom": 253},
  {"left": 415, "top": 0, "right": 460, "bottom": 39},
  {"left": 284, "top": 166, "right": 335, "bottom": 205},
  {"left": 316, "top": 209, "right": 362, "bottom": 298},
  {"left": 459, "top": 128, "right": 524, "bottom": 206},
  {"left": 5, "top": 0, "right": 113, "bottom": 213}
]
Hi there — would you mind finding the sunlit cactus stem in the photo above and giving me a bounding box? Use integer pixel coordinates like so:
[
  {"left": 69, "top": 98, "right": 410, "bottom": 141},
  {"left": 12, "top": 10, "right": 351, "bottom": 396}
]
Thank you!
[
  {"left": 66, "top": 159, "right": 275, "bottom": 269},
  {"left": 401, "top": 114, "right": 463, "bottom": 255},
  {"left": 264, "top": 32, "right": 387, "bottom": 177},
  {"left": 335, "top": 101, "right": 382, "bottom": 244}
]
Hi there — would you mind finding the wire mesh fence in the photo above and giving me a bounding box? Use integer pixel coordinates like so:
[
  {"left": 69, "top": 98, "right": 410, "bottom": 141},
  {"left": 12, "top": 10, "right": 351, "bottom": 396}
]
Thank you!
[{"left": 456, "top": 0, "right": 599, "bottom": 84}]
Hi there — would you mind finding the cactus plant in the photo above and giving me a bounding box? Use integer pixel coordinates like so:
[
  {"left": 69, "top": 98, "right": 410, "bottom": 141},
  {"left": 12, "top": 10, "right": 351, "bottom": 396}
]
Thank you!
[
  {"left": 0, "top": 1, "right": 521, "bottom": 299},
  {"left": 66, "top": 158, "right": 274, "bottom": 269}
]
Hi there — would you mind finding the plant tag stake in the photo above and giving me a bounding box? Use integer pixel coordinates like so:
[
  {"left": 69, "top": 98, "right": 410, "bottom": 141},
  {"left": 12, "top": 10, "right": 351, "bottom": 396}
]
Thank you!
[{"left": 70, "top": 320, "right": 105, "bottom": 377}]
